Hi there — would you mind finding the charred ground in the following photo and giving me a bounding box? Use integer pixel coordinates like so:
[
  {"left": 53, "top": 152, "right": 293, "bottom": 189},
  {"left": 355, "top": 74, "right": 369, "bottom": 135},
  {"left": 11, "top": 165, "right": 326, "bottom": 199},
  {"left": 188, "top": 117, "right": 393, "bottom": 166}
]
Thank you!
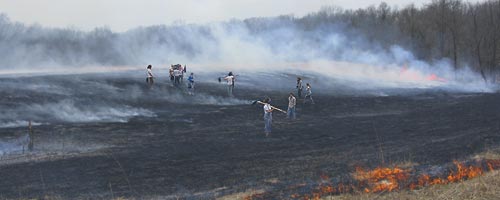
[{"left": 0, "top": 74, "right": 499, "bottom": 199}]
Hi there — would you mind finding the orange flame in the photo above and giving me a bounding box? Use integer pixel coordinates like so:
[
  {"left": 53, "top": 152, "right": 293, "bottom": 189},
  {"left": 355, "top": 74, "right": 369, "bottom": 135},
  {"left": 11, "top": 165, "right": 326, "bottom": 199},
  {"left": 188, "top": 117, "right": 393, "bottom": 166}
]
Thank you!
[
  {"left": 246, "top": 159, "right": 500, "bottom": 200},
  {"left": 486, "top": 159, "right": 500, "bottom": 171},
  {"left": 354, "top": 166, "right": 410, "bottom": 193},
  {"left": 400, "top": 65, "right": 447, "bottom": 82},
  {"left": 410, "top": 161, "right": 484, "bottom": 190},
  {"left": 427, "top": 74, "right": 447, "bottom": 82}
]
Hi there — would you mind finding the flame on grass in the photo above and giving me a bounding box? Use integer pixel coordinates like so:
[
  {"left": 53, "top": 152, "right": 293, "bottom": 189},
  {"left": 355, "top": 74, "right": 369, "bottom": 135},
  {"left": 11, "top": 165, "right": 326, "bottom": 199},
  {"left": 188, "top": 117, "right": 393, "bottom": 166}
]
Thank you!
[
  {"left": 408, "top": 160, "right": 499, "bottom": 190},
  {"left": 354, "top": 166, "right": 410, "bottom": 193},
  {"left": 400, "top": 65, "right": 447, "bottom": 83},
  {"left": 245, "top": 159, "right": 500, "bottom": 200}
]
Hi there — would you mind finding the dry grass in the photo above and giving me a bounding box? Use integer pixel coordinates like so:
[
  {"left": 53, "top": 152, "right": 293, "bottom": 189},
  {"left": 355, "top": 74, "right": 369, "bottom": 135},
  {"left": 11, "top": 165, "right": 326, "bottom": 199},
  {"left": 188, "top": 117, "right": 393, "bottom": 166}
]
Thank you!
[
  {"left": 323, "top": 149, "right": 500, "bottom": 200},
  {"left": 217, "top": 189, "right": 265, "bottom": 200},
  {"left": 322, "top": 170, "right": 500, "bottom": 200},
  {"left": 473, "top": 148, "right": 500, "bottom": 160}
]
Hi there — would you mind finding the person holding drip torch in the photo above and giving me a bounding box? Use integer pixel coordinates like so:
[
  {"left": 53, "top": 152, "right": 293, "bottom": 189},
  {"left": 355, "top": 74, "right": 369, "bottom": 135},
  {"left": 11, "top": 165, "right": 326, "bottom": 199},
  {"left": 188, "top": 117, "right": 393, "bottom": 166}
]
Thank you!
[
  {"left": 224, "top": 72, "right": 235, "bottom": 97},
  {"left": 263, "top": 97, "right": 273, "bottom": 136},
  {"left": 253, "top": 97, "right": 287, "bottom": 137}
]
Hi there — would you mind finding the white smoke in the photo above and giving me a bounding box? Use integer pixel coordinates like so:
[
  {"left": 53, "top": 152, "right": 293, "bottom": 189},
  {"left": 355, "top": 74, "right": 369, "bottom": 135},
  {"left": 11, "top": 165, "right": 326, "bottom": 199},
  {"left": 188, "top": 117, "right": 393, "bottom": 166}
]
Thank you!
[
  {"left": 158, "top": 92, "right": 251, "bottom": 106},
  {"left": 0, "top": 100, "right": 155, "bottom": 126},
  {"left": 0, "top": 133, "right": 29, "bottom": 155},
  {"left": 0, "top": 73, "right": 257, "bottom": 128},
  {"left": 0, "top": 13, "right": 494, "bottom": 93},
  {"left": 31, "top": 100, "right": 155, "bottom": 123},
  {"left": 0, "top": 121, "right": 42, "bottom": 129}
]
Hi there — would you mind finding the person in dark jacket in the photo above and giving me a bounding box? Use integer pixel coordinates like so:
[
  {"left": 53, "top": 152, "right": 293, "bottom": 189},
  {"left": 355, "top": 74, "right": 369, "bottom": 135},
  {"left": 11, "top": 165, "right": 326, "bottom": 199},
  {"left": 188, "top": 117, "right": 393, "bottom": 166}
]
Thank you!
[{"left": 296, "top": 77, "right": 303, "bottom": 98}]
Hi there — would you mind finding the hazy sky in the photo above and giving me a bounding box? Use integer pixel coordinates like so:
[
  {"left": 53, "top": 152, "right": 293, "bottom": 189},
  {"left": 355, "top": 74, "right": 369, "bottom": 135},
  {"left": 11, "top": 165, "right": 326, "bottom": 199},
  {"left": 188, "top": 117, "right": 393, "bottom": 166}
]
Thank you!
[{"left": 0, "top": 0, "right": 488, "bottom": 32}]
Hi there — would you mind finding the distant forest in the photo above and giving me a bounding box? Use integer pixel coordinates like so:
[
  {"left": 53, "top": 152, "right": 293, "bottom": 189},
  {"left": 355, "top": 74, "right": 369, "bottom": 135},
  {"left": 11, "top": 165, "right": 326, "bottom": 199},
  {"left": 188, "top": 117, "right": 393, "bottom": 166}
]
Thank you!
[{"left": 246, "top": 0, "right": 499, "bottom": 80}]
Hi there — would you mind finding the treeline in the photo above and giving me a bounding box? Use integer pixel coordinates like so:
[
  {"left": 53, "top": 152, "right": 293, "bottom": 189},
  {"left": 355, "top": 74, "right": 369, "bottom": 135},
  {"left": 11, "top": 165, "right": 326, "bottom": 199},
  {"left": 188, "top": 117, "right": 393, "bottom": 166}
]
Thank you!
[
  {"left": 0, "top": 16, "right": 210, "bottom": 67},
  {"left": 243, "top": 0, "right": 500, "bottom": 81}
]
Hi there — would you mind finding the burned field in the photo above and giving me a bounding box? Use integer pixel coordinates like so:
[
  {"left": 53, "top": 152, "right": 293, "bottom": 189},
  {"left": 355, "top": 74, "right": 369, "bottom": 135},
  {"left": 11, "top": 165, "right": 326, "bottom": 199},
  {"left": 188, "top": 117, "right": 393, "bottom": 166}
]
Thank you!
[{"left": 0, "top": 73, "right": 500, "bottom": 199}]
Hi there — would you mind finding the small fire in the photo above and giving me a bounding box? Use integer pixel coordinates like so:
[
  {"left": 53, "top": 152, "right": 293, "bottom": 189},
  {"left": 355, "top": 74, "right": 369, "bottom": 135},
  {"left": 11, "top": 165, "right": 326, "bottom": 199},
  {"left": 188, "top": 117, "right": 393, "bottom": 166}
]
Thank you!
[
  {"left": 409, "top": 160, "right": 486, "bottom": 190},
  {"left": 245, "top": 159, "right": 500, "bottom": 200},
  {"left": 427, "top": 74, "right": 447, "bottom": 82},
  {"left": 400, "top": 65, "right": 447, "bottom": 82},
  {"left": 354, "top": 166, "right": 410, "bottom": 193},
  {"left": 486, "top": 159, "right": 500, "bottom": 171}
]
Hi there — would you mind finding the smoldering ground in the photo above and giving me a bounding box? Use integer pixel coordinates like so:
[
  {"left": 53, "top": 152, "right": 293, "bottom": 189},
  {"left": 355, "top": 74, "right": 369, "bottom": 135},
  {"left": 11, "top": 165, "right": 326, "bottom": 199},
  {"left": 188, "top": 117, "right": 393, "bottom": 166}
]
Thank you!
[
  {"left": 0, "top": 71, "right": 499, "bottom": 199},
  {"left": 0, "top": 65, "right": 493, "bottom": 130},
  {"left": 0, "top": 72, "right": 252, "bottom": 129}
]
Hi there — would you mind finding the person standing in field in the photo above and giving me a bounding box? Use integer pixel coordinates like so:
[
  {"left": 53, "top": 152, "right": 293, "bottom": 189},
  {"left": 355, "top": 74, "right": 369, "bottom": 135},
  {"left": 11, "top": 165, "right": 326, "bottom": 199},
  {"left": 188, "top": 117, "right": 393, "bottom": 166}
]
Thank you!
[
  {"left": 169, "top": 65, "right": 174, "bottom": 84},
  {"left": 263, "top": 97, "right": 273, "bottom": 136},
  {"left": 178, "top": 65, "right": 184, "bottom": 83},
  {"left": 304, "top": 83, "right": 314, "bottom": 104},
  {"left": 187, "top": 73, "right": 195, "bottom": 95},
  {"left": 173, "top": 66, "right": 182, "bottom": 86},
  {"left": 146, "top": 65, "right": 154, "bottom": 87},
  {"left": 296, "top": 77, "right": 303, "bottom": 98},
  {"left": 287, "top": 93, "right": 296, "bottom": 120},
  {"left": 224, "top": 72, "right": 235, "bottom": 97}
]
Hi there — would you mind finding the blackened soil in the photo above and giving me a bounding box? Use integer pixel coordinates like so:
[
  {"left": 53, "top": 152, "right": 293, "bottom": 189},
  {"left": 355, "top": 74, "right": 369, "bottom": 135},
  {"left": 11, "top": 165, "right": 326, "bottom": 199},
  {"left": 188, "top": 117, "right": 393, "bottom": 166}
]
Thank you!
[{"left": 1, "top": 85, "right": 500, "bottom": 199}]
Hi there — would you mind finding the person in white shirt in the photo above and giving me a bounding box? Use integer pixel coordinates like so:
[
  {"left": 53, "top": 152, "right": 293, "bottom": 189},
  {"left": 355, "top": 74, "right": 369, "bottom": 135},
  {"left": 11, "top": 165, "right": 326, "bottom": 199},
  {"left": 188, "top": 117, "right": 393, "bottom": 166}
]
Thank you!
[
  {"left": 179, "top": 65, "right": 184, "bottom": 83},
  {"left": 304, "top": 83, "right": 314, "bottom": 104},
  {"left": 224, "top": 72, "right": 235, "bottom": 97},
  {"left": 173, "top": 67, "right": 182, "bottom": 86},
  {"left": 146, "top": 65, "right": 154, "bottom": 87},
  {"left": 287, "top": 93, "right": 297, "bottom": 120},
  {"left": 263, "top": 97, "right": 273, "bottom": 136}
]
